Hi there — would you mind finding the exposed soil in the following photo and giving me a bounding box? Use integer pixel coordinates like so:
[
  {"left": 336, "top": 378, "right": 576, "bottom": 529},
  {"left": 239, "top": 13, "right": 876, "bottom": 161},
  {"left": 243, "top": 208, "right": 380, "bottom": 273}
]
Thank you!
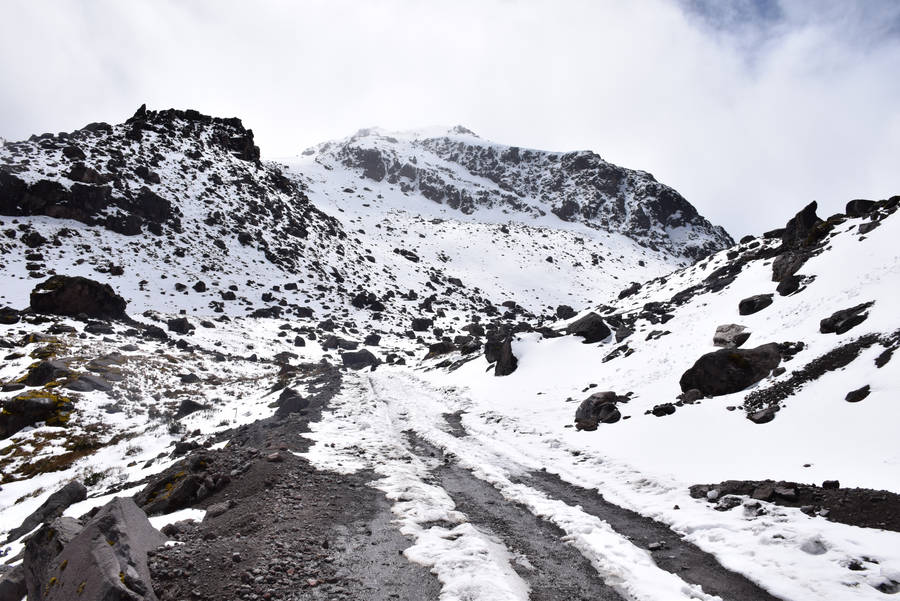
[
  {"left": 691, "top": 480, "right": 900, "bottom": 533},
  {"left": 144, "top": 363, "right": 440, "bottom": 601}
]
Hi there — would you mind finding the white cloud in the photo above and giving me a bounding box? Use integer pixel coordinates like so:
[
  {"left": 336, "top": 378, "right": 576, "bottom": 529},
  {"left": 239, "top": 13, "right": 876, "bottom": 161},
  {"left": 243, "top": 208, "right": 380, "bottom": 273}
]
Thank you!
[{"left": 1, "top": 0, "right": 898, "bottom": 236}]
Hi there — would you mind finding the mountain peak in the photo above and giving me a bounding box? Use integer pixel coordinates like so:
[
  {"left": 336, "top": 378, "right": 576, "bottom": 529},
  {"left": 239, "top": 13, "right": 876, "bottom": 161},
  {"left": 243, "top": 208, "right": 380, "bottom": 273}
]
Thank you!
[{"left": 297, "top": 127, "right": 733, "bottom": 261}]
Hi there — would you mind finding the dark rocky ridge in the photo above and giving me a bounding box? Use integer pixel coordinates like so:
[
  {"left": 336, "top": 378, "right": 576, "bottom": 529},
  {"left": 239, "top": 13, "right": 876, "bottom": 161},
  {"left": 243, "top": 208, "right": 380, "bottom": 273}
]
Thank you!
[{"left": 0, "top": 105, "right": 343, "bottom": 271}]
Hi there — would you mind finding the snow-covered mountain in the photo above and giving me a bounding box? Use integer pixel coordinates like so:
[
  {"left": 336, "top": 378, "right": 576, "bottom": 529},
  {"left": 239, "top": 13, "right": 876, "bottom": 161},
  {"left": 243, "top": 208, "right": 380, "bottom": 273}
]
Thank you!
[
  {"left": 1, "top": 107, "right": 898, "bottom": 601},
  {"left": 294, "top": 126, "right": 732, "bottom": 261},
  {"left": 280, "top": 126, "right": 732, "bottom": 312}
]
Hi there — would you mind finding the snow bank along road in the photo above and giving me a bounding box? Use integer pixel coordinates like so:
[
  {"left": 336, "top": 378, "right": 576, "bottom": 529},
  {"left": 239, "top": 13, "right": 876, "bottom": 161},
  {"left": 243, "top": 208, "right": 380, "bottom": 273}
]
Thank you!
[{"left": 302, "top": 369, "right": 800, "bottom": 601}]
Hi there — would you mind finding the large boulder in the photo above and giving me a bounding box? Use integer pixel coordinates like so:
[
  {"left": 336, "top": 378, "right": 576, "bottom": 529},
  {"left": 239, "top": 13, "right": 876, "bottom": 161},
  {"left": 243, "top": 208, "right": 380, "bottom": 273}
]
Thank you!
[
  {"left": 22, "top": 517, "right": 83, "bottom": 601},
  {"left": 24, "top": 360, "right": 73, "bottom": 386},
  {"left": 845, "top": 199, "right": 877, "bottom": 217},
  {"left": 30, "top": 275, "right": 127, "bottom": 319},
  {"left": 712, "top": 324, "right": 750, "bottom": 349},
  {"left": 341, "top": 349, "right": 380, "bottom": 370},
  {"left": 771, "top": 251, "right": 807, "bottom": 283},
  {"left": 565, "top": 312, "right": 611, "bottom": 343},
  {"left": 166, "top": 317, "right": 194, "bottom": 335},
  {"left": 494, "top": 336, "right": 518, "bottom": 376},
  {"left": 574, "top": 392, "right": 626, "bottom": 430},
  {"left": 679, "top": 343, "right": 782, "bottom": 397},
  {"left": 738, "top": 294, "right": 773, "bottom": 316},
  {"left": 275, "top": 387, "right": 309, "bottom": 416},
  {"left": 40, "top": 497, "right": 166, "bottom": 601},
  {"left": 0, "top": 390, "right": 74, "bottom": 439},
  {"left": 820, "top": 302, "right": 874, "bottom": 335},
  {"left": 4, "top": 481, "right": 86, "bottom": 543}
]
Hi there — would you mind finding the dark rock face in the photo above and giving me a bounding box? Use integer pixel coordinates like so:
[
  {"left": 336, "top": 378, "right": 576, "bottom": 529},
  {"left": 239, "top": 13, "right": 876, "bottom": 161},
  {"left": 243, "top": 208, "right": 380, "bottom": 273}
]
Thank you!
[
  {"left": 30, "top": 275, "right": 127, "bottom": 319},
  {"left": 679, "top": 343, "right": 782, "bottom": 397},
  {"left": 0, "top": 170, "right": 176, "bottom": 236},
  {"left": 494, "top": 336, "right": 518, "bottom": 376},
  {"left": 738, "top": 294, "right": 773, "bottom": 316},
  {"left": 574, "top": 391, "right": 626, "bottom": 430},
  {"left": 820, "top": 302, "right": 874, "bottom": 335},
  {"left": 845, "top": 199, "right": 877, "bottom": 217},
  {"left": 565, "top": 312, "right": 611, "bottom": 343},
  {"left": 781, "top": 201, "right": 822, "bottom": 248},
  {"left": 4, "top": 481, "right": 86, "bottom": 543},
  {"left": 341, "top": 349, "right": 380, "bottom": 370},
  {"left": 40, "top": 497, "right": 166, "bottom": 601}
]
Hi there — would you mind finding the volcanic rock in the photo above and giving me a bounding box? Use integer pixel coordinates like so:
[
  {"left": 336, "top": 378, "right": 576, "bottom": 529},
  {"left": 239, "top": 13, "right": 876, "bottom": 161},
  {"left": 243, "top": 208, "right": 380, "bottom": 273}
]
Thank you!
[{"left": 30, "top": 275, "right": 127, "bottom": 319}]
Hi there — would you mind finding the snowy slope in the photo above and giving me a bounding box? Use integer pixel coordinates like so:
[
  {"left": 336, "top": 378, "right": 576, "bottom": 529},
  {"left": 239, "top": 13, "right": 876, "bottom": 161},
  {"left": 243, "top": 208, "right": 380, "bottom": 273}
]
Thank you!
[{"left": 2, "top": 107, "right": 898, "bottom": 601}]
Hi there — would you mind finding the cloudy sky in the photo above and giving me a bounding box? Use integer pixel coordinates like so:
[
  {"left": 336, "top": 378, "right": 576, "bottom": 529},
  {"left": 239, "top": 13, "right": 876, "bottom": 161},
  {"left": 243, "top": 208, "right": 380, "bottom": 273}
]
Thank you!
[{"left": 1, "top": 0, "right": 898, "bottom": 236}]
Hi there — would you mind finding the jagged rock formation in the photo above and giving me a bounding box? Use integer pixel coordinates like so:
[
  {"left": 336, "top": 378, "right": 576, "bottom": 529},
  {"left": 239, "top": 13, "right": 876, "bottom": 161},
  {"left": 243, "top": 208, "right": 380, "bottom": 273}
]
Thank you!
[{"left": 302, "top": 127, "right": 733, "bottom": 260}]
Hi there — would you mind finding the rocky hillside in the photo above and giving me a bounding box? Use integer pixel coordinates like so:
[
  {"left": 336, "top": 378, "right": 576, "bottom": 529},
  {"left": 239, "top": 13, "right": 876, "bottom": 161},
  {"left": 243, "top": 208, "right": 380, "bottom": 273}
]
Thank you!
[
  {"left": 1, "top": 107, "right": 898, "bottom": 601},
  {"left": 295, "top": 126, "right": 732, "bottom": 261}
]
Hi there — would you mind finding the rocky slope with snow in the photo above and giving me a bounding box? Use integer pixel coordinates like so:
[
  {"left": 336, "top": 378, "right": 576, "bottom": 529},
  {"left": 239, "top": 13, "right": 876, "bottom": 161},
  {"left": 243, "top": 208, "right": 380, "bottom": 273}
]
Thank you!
[
  {"left": 296, "top": 126, "right": 732, "bottom": 261},
  {"left": 0, "top": 107, "right": 898, "bottom": 601}
]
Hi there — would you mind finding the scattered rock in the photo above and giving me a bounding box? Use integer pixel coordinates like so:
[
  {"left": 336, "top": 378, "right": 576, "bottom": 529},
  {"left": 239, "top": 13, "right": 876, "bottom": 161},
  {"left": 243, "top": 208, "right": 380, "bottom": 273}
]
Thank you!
[
  {"left": 411, "top": 317, "right": 433, "bottom": 332},
  {"left": 651, "top": 403, "right": 676, "bottom": 417},
  {"left": 845, "top": 199, "right": 877, "bottom": 217},
  {"left": 712, "top": 324, "right": 750, "bottom": 348},
  {"left": 175, "top": 398, "right": 207, "bottom": 418},
  {"left": 781, "top": 201, "right": 822, "bottom": 248}
]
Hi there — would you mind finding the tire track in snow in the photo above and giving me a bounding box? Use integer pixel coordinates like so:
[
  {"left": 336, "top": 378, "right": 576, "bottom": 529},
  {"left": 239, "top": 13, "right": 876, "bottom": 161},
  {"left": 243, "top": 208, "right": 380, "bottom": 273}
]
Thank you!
[
  {"left": 360, "top": 371, "right": 726, "bottom": 601},
  {"left": 406, "top": 432, "right": 624, "bottom": 600}
]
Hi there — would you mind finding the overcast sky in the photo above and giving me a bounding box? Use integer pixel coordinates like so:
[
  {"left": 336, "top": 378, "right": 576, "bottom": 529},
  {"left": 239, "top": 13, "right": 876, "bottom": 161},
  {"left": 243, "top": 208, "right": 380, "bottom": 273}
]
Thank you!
[{"left": 2, "top": 0, "right": 899, "bottom": 237}]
